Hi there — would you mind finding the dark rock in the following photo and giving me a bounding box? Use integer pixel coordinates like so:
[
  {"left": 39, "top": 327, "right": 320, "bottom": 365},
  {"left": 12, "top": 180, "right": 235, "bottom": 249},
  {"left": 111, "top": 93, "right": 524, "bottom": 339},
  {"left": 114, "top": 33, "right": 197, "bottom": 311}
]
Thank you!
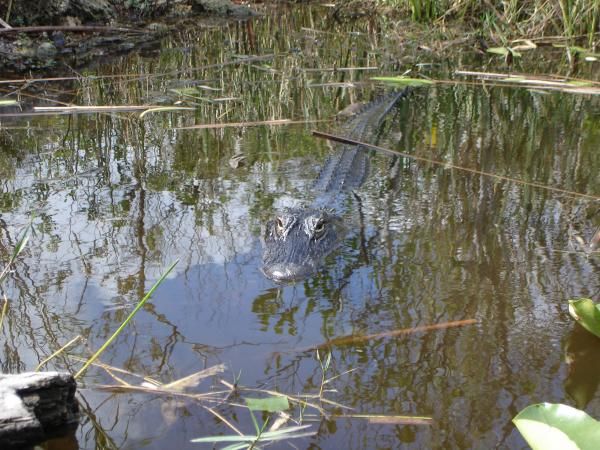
[
  {"left": 0, "top": 0, "right": 114, "bottom": 26},
  {"left": 0, "top": 372, "right": 79, "bottom": 449}
]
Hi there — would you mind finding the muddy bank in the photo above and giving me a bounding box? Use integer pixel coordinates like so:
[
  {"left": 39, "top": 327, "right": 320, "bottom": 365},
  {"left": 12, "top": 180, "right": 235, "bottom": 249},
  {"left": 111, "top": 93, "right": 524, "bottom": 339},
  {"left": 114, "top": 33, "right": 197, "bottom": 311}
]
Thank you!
[{"left": 0, "top": 0, "right": 256, "bottom": 74}]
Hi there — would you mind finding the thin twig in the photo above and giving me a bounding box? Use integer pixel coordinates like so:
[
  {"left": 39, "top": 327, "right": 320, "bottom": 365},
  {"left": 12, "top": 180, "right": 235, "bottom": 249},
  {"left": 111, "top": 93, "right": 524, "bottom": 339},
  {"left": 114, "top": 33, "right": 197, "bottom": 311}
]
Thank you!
[
  {"left": 35, "top": 335, "right": 83, "bottom": 372},
  {"left": 202, "top": 405, "right": 245, "bottom": 436},
  {"left": 335, "top": 414, "right": 433, "bottom": 425}
]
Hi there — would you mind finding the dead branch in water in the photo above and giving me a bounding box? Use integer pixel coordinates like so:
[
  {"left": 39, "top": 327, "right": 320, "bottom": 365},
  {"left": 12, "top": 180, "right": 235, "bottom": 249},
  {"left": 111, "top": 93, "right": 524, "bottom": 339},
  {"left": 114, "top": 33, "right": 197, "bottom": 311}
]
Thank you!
[
  {"left": 0, "top": 25, "right": 149, "bottom": 35},
  {"left": 295, "top": 319, "right": 477, "bottom": 352}
]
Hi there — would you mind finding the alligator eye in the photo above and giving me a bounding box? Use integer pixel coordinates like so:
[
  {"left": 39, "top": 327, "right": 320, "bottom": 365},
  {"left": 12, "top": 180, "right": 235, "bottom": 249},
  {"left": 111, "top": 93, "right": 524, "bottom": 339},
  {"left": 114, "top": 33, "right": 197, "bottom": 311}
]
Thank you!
[
  {"left": 314, "top": 220, "right": 325, "bottom": 235},
  {"left": 276, "top": 217, "right": 285, "bottom": 233}
]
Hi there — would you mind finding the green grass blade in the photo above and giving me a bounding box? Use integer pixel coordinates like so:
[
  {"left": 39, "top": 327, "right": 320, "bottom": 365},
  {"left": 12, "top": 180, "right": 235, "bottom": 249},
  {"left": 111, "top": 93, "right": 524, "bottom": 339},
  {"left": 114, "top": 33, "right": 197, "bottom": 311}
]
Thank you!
[
  {"left": 190, "top": 425, "right": 315, "bottom": 444},
  {"left": 371, "top": 76, "right": 434, "bottom": 86},
  {"left": 191, "top": 434, "right": 257, "bottom": 443},
  {"left": 248, "top": 409, "right": 261, "bottom": 435},
  {"left": 0, "top": 223, "right": 31, "bottom": 285},
  {"left": 75, "top": 259, "right": 179, "bottom": 379},
  {"left": 222, "top": 443, "right": 250, "bottom": 450}
]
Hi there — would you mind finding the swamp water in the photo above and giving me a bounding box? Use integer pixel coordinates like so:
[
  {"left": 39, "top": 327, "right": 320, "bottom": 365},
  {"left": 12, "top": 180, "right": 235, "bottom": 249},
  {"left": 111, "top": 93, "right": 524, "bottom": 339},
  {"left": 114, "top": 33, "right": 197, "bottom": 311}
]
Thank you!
[{"left": 1, "top": 6, "right": 599, "bottom": 449}]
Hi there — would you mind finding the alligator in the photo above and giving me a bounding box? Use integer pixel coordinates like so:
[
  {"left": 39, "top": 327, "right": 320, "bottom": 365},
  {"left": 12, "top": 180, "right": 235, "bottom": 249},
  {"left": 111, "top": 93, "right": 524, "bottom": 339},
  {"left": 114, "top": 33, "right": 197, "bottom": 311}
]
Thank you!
[{"left": 261, "top": 88, "right": 409, "bottom": 282}]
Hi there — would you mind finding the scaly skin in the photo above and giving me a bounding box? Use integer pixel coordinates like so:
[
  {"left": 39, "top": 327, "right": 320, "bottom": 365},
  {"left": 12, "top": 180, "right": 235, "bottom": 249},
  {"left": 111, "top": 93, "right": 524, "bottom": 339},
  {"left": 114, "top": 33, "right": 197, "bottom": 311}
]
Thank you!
[{"left": 261, "top": 88, "right": 409, "bottom": 282}]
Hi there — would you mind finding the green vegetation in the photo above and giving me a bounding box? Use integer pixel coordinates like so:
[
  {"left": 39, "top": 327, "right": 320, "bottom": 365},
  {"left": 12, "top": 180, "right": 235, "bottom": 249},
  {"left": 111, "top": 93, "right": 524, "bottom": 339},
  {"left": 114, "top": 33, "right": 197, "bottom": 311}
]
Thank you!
[
  {"left": 191, "top": 395, "right": 315, "bottom": 449},
  {"left": 376, "top": 0, "right": 599, "bottom": 40},
  {"left": 569, "top": 299, "right": 600, "bottom": 339},
  {"left": 514, "top": 299, "right": 600, "bottom": 447},
  {"left": 514, "top": 403, "right": 600, "bottom": 450}
]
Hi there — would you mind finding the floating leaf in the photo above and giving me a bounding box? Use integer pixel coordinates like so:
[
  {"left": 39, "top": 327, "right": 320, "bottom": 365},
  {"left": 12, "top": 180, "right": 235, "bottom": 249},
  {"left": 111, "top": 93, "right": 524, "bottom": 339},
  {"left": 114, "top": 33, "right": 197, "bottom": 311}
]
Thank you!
[
  {"left": 569, "top": 299, "right": 600, "bottom": 339},
  {"left": 487, "top": 46, "right": 509, "bottom": 56},
  {"left": 371, "top": 76, "right": 434, "bottom": 86},
  {"left": 513, "top": 403, "right": 600, "bottom": 450},
  {"left": 245, "top": 396, "right": 289, "bottom": 412},
  {"left": 487, "top": 47, "right": 521, "bottom": 58}
]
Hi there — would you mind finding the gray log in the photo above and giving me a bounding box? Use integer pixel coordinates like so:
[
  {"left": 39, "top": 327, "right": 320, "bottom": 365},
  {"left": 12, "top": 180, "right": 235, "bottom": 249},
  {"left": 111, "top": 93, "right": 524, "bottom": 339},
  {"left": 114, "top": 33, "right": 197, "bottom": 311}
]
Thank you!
[{"left": 0, "top": 372, "right": 79, "bottom": 449}]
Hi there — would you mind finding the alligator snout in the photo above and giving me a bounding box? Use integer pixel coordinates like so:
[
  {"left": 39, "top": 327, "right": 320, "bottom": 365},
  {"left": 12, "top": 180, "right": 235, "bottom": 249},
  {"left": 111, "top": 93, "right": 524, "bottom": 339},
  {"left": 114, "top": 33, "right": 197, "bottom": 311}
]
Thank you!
[{"left": 261, "top": 208, "right": 344, "bottom": 282}]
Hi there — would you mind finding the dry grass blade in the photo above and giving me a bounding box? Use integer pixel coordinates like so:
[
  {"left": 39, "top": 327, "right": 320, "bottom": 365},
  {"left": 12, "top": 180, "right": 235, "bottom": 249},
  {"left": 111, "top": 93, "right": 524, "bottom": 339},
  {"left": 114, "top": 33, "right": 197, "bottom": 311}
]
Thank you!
[
  {"left": 455, "top": 70, "right": 600, "bottom": 94},
  {"left": 308, "top": 82, "right": 362, "bottom": 88},
  {"left": 139, "top": 106, "right": 195, "bottom": 118},
  {"left": 70, "top": 355, "right": 162, "bottom": 386},
  {"left": 0, "top": 294, "right": 8, "bottom": 333},
  {"left": 34, "top": 105, "right": 160, "bottom": 114},
  {"left": 269, "top": 412, "right": 292, "bottom": 432},
  {"left": 163, "top": 364, "right": 227, "bottom": 391},
  {"left": 0, "top": 25, "right": 149, "bottom": 34},
  {"left": 176, "top": 118, "right": 331, "bottom": 130},
  {"left": 302, "top": 66, "right": 379, "bottom": 72},
  {"left": 35, "top": 335, "right": 83, "bottom": 372},
  {"left": 336, "top": 414, "right": 433, "bottom": 425},
  {"left": 202, "top": 405, "right": 245, "bottom": 436},
  {"left": 92, "top": 383, "right": 225, "bottom": 402}
]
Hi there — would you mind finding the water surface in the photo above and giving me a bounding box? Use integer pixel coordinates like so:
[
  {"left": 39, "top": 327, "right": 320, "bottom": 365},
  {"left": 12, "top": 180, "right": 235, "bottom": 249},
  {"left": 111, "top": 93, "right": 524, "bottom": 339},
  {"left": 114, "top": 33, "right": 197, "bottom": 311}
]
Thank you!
[{"left": 0, "top": 6, "right": 599, "bottom": 449}]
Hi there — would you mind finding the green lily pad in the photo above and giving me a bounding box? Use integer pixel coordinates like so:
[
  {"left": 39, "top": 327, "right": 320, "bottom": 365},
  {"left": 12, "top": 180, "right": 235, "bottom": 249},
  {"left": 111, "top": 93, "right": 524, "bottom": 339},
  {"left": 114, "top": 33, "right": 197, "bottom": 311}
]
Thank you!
[
  {"left": 569, "top": 299, "right": 600, "bottom": 339},
  {"left": 371, "top": 76, "right": 434, "bottom": 86},
  {"left": 513, "top": 403, "right": 600, "bottom": 450},
  {"left": 245, "top": 395, "right": 289, "bottom": 412}
]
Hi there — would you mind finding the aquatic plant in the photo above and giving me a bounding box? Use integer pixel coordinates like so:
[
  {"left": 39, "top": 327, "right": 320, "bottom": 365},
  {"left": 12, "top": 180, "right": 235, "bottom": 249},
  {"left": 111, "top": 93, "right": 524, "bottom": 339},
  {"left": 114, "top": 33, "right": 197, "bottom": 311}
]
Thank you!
[
  {"left": 375, "top": 0, "right": 599, "bottom": 41},
  {"left": 514, "top": 403, "right": 600, "bottom": 449},
  {"left": 569, "top": 299, "right": 600, "bottom": 339}
]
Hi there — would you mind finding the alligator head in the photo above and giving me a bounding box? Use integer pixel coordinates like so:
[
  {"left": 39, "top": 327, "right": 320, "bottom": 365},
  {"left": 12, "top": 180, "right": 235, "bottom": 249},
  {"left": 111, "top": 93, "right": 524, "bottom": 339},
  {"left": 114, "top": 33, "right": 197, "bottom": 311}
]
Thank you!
[{"left": 261, "top": 208, "right": 345, "bottom": 282}]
